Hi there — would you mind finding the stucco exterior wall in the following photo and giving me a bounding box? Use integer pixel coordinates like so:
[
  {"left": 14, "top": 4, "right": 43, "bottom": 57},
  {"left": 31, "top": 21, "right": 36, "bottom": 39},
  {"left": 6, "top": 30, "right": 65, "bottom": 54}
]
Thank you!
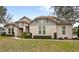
[
  {"left": 5, "top": 25, "right": 20, "bottom": 37},
  {"left": 30, "top": 26, "right": 56, "bottom": 38},
  {"left": 57, "top": 25, "right": 73, "bottom": 39},
  {"left": 16, "top": 22, "right": 28, "bottom": 32},
  {"left": 29, "top": 19, "right": 56, "bottom": 38},
  {"left": 5, "top": 27, "right": 8, "bottom": 34}
]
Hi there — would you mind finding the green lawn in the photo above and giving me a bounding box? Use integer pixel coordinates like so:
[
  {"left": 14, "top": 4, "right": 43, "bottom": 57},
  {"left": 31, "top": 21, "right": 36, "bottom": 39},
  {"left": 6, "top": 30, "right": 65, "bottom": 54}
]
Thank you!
[{"left": 0, "top": 36, "right": 79, "bottom": 52}]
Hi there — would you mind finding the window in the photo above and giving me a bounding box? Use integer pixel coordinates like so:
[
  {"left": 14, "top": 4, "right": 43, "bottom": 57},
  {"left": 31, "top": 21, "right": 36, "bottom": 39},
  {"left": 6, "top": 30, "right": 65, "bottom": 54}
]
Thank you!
[
  {"left": 12, "top": 28, "right": 14, "bottom": 33},
  {"left": 38, "top": 26, "right": 46, "bottom": 34},
  {"left": 62, "top": 26, "right": 65, "bottom": 35},
  {"left": 8, "top": 28, "right": 10, "bottom": 34},
  {"left": 39, "top": 26, "right": 41, "bottom": 34},
  {"left": 12, "top": 28, "right": 14, "bottom": 36}
]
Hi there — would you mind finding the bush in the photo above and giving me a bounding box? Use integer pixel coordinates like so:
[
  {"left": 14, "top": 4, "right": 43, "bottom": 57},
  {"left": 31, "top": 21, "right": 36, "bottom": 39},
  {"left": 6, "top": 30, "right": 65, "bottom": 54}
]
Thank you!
[
  {"left": 22, "top": 32, "right": 29, "bottom": 38},
  {"left": 33, "top": 36, "right": 52, "bottom": 39},
  {"left": 64, "top": 37, "right": 69, "bottom": 39},
  {"left": 1, "top": 32, "right": 6, "bottom": 36},
  {"left": 29, "top": 33, "right": 32, "bottom": 39},
  {"left": 58, "top": 37, "right": 63, "bottom": 40},
  {"left": 6, "top": 34, "right": 13, "bottom": 36},
  {"left": 72, "top": 37, "right": 78, "bottom": 40}
]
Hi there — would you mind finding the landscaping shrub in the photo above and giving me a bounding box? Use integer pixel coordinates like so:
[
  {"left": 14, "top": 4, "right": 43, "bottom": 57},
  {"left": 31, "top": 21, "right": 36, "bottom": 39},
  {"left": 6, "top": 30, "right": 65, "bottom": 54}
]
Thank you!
[
  {"left": 64, "top": 37, "right": 69, "bottom": 39},
  {"left": 29, "top": 33, "right": 32, "bottom": 39},
  {"left": 33, "top": 36, "right": 52, "bottom": 39},
  {"left": 22, "top": 32, "right": 29, "bottom": 38},
  {"left": 6, "top": 34, "right": 13, "bottom": 36},
  {"left": 72, "top": 37, "right": 78, "bottom": 40},
  {"left": 58, "top": 37, "right": 63, "bottom": 40}
]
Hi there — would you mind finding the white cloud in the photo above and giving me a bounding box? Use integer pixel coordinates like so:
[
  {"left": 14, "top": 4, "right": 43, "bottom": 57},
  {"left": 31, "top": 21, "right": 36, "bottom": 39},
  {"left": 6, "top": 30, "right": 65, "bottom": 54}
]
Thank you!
[{"left": 40, "top": 6, "right": 54, "bottom": 15}]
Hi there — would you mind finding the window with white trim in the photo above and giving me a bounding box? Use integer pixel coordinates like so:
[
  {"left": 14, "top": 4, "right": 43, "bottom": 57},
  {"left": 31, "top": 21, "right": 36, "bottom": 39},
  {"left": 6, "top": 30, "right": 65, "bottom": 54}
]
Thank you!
[
  {"left": 39, "top": 26, "right": 41, "bottom": 34},
  {"left": 38, "top": 26, "right": 46, "bottom": 34}
]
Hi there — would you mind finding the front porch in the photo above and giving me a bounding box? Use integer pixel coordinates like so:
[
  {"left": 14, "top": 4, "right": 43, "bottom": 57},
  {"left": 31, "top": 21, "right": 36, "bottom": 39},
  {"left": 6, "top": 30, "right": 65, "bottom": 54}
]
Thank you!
[{"left": 18, "top": 26, "right": 29, "bottom": 37}]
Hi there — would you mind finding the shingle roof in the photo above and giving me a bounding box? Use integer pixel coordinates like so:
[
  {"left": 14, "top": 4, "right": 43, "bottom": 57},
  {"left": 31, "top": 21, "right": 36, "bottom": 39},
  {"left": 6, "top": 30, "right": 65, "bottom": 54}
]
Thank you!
[
  {"left": 4, "top": 22, "right": 19, "bottom": 28},
  {"left": 57, "top": 20, "right": 72, "bottom": 25},
  {"left": 34, "top": 16, "right": 59, "bottom": 23},
  {"left": 30, "top": 16, "right": 72, "bottom": 25}
]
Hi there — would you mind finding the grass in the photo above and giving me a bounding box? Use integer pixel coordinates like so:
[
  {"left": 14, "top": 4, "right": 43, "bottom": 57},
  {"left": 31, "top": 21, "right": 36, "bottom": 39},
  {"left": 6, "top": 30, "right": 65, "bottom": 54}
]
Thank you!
[{"left": 0, "top": 36, "right": 79, "bottom": 52}]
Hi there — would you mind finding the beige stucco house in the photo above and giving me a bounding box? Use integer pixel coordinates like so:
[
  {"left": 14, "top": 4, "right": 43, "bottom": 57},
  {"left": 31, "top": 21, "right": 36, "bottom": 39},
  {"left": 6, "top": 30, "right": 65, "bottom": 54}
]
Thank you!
[
  {"left": 4, "top": 16, "right": 31, "bottom": 37},
  {"left": 4, "top": 16, "right": 73, "bottom": 39}
]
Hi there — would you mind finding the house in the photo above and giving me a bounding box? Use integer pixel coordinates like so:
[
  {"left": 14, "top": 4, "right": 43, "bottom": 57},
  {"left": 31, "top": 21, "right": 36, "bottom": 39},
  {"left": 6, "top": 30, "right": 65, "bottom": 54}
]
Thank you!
[
  {"left": 4, "top": 16, "right": 31, "bottom": 37},
  {"left": 29, "top": 16, "right": 73, "bottom": 39},
  {"left": 0, "top": 27, "right": 5, "bottom": 34},
  {"left": 4, "top": 16, "right": 73, "bottom": 39}
]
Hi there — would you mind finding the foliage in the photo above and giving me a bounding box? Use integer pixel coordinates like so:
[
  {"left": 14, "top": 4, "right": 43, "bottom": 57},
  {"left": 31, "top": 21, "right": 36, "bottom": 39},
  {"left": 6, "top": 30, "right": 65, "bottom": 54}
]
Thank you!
[
  {"left": 73, "top": 27, "right": 77, "bottom": 35},
  {"left": 0, "top": 6, "right": 13, "bottom": 25},
  {"left": 22, "top": 32, "right": 29, "bottom": 38},
  {"left": 33, "top": 36, "right": 52, "bottom": 39},
  {"left": 6, "top": 34, "right": 13, "bottom": 36},
  {"left": 50, "top": 6, "right": 79, "bottom": 24},
  {"left": 0, "top": 6, "right": 7, "bottom": 24},
  {"left": 1, "top": 32, "right": 6, "bottom": 36},
  {"left": 58, "top": 37, "right": 63, "bottom": 40},
  {"left": 64, "top": 37, "right": 69, "bottom": 39},
  {"left": 77, "top": 25, "right": 79, "bottom": 37}
]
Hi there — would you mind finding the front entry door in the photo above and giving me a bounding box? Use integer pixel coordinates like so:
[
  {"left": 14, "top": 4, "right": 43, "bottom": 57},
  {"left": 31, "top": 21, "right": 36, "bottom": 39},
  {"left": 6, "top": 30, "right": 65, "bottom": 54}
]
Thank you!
[{"left": 54, "top": 33, "right": 57, "bottom": 39}]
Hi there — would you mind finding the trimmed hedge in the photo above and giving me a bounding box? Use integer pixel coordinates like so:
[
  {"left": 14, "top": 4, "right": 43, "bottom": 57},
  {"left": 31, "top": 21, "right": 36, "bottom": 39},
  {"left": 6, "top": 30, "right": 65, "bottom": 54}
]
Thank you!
[
  {"left": 58, "top": 37, "right": 63, "bottom": 40},
  {"left": 33, "top": 36, "right": 52, "bottom": 39},
  {"left": 64, "top": 37, "right": 69, "bottom": 39},
  {"left": 6, "top": 34, "right": 13, "bottom": 36}
]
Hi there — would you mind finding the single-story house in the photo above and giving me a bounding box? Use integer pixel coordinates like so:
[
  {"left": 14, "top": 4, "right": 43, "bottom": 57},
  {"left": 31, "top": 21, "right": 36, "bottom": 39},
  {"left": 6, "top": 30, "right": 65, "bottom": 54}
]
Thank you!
[
  {"left": 4, "top": 16, "right": 73, "bottom": 39},
  {"left": 0, "top": 27, "right": 5, "bottom": 34}
]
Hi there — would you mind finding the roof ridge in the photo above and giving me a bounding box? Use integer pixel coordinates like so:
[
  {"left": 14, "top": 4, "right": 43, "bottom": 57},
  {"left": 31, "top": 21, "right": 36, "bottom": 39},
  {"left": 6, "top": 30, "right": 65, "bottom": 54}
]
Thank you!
[{"left": 19, "top": 16, "right": 31, "bottom": 21}]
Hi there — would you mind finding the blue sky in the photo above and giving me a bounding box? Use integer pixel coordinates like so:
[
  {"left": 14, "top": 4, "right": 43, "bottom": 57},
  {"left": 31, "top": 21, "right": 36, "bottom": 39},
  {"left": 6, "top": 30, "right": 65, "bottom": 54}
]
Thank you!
[
  {"left": 6, "top": 6, "right": 51, "bottom": 21},
  {"left": 6, "top": 6, "right": 79, "bottom": 27}
]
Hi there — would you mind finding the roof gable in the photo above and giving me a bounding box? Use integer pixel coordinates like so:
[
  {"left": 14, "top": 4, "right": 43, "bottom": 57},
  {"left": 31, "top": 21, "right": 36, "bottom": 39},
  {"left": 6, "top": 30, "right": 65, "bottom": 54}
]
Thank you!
[
  {"left": 15, "top": 16, "right": 31, "bottom": 24},
  {"left": 4, "top": 22, "right": 19, "bottom": 28}
]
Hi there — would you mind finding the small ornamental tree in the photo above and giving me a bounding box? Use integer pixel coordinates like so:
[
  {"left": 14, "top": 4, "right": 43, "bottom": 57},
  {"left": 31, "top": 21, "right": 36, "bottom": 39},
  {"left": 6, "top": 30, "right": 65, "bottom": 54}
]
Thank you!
[{"left": 77, "top": 25, "right": 79, "bottom": 37}]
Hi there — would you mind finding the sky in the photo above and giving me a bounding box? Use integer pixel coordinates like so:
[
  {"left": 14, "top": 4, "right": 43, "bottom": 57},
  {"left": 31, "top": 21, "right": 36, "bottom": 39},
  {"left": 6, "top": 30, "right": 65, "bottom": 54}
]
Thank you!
[
  {"left": 0, "top": 6, "right": 79, "bottom": 27},
  {"left": 6, "top": 6, "right": 52, "bottom": 21}
]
